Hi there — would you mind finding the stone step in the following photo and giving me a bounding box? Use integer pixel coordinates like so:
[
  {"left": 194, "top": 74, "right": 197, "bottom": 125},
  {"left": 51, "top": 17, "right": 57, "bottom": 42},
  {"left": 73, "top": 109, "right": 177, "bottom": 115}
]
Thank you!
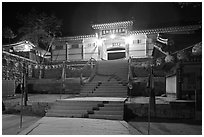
[
  {"left": 81, "top": 90, "right": 94, "bottom": 93},
  {"left": 104, "top": 103, "right": 124, "bottom": 107},
  {"left": 89, "top": 114, "right": 123, "bottom": 120},
  {"left": 95, "top": 90, "right": 126, "bottom": 92},
  {"left": 100, "top": 83, "right": 125, "bottom": 86},
  {"left": 87, "top": 94, "right": 127, "bottom": 97},
  {"left": 47, "top": 109, "right": 88, "bottom": 114},
  {"left": 82, "top": 88, "right": 97, "bottom": 91},
  {"left": 92, "top": 92, "right": 127, "bottom": 95},
  {"left": 98, "top": 87, "right": 126, "bottom": 89},
  {"left": 81, "top": 90, "right": 126, "bottom": 93},
  {"left": 100, "top": 84, "right": 124, "bottom": 86},
  {"left": 99, "top": 106, "right": 124, "bottom": 111},
  {"left": 51, "top": 105, "right": 94, "bottom": 111},
  {"left": 46, "top": 112, "right": 85, "bottom": 118},
  {"left": 55, "top": 101, "right": 101, "bottom": 106},
  {"left": 94, "top": 110, "right": 123, "bottom": 115}
]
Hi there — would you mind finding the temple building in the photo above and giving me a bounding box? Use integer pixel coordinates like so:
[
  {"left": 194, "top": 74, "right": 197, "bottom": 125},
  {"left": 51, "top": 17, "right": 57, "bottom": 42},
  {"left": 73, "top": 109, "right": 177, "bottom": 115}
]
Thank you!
[{"left": 51, "top": 20, "right": 201, "bottom": 62}]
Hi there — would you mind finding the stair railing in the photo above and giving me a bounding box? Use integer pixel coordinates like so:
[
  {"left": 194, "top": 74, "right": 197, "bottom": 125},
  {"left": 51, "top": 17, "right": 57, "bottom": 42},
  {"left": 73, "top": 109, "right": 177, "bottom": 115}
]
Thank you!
[
  {"left": 127, "top": 57, "right": 133, "bottom": 97},
  {"left": 80, "top": 58, "right": 97, "bottom": 85}
]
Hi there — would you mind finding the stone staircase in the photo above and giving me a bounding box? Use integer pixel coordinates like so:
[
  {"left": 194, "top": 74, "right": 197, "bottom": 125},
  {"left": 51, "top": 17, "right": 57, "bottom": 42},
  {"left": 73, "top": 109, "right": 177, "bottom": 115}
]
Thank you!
[
  {"left": 80, "top": 59, "right": 128, "bottom": 97},
  {"left": 46, "top": 59, "right": 128, "bottom": 120},
  {"left": 80, "top": 76, "right": 127, "bottom": 97},
  {"left": 46, "top": 98, "right": 125, "bottom": 120}
]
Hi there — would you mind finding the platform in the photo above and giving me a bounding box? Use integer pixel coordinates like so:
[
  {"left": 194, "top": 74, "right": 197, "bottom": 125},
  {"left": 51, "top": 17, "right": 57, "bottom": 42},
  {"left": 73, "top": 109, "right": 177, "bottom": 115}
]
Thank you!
[{"left": 60, "top": 97, "right": 127, "bottom": 102}]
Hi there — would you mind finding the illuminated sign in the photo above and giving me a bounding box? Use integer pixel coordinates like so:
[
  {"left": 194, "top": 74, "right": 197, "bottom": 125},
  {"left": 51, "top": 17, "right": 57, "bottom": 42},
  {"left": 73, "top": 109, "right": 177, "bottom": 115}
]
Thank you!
[
  {"left": 112, "top": 43, "right": 121, "bottom": 47},
  {"left": 102, "top": 28, "right": 126, "bottom": 35}
]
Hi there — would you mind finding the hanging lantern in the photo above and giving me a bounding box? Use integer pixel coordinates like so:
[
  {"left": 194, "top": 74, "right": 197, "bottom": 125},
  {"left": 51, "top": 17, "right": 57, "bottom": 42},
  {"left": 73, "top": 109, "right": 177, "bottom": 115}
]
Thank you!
[
  {"left": 31, "top": 64, "right": 34, "bottom": 70},
  {"left": 18, "top": 62, "right": 23, "bottom": 70},
  {"left": 192, "top": 42, "right": 202, "bottom": 55},
  {"left": 28, "top": 64, "right": 32, "bottom": 69},
  {"left": 165, "top": 54, "right": 174, "bottom": 63},
  {"left": 177, "top": 50, "right": 187, "bottom": 60},
  {"left": 156, "top": 58, "right": 163, "bottom": 66},
  {"left": 35, "top": 65, "right": 38, "bottom": 69},
  {"left": 15, "top": 62, "right": 19, "bottom": 67},
  {"left": 40, "top": 65, "right": 44, "bottom": 69}
]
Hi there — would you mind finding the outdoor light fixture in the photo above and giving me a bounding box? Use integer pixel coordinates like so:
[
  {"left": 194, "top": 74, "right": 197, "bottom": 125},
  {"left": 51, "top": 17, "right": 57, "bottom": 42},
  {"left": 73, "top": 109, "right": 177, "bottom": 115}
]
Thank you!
[
  {"left": 124, "top": 36, "right": 132, "bottom": 44},
  {"left": 96, "top": 39, "right": 103, "bottom": 46},
  {"left": 110, "top": 34, "right": 116, "bottom": 39}
]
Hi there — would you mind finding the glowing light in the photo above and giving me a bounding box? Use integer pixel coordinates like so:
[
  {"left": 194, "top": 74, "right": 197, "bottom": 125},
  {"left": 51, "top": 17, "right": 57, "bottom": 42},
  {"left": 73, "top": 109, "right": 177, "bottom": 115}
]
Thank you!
[
  {"left": 124, "top": 36, "right": 132, "bottom": 44},
  {"left": 96, "top": 39, "right": 103, "bottom": 46},
  {"left": 110, "top": 34, "right": 116, "bottom": 39}
]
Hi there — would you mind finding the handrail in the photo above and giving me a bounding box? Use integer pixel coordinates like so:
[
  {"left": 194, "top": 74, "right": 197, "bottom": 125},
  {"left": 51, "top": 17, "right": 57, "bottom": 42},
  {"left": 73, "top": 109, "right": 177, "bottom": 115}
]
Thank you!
[
  {"left": 80, "top": 58, "right": 97, "bottom": 85},
  {"left": 127, "top": 57, "right": 133, "bottom": 96},
  {"left": 128, "top": 57, "right": 133, "bottom": 82}
]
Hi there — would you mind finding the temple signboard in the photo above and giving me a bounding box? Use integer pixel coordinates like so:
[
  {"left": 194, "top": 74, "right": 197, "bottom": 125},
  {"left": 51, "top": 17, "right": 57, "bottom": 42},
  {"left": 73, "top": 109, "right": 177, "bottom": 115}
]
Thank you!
[{"left": 102, "top": 28, "right": 127, "bottom": 35}]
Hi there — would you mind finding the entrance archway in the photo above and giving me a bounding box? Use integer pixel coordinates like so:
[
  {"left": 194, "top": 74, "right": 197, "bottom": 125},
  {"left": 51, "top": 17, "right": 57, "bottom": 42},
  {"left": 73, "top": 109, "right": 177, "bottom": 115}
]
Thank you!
[{"left": 107, "top": 47, "right": 126, "bottom": 60}]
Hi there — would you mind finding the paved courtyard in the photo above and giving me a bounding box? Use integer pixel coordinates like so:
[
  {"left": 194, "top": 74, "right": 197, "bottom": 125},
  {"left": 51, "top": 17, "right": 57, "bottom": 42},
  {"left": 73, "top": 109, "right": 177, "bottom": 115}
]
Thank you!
[{"left": 18, "top": 117, "right": 139, "bottom": 135}]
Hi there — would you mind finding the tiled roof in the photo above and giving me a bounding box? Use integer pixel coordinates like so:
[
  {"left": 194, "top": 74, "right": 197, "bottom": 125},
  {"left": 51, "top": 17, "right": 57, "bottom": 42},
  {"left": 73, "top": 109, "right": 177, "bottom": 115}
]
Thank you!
[
  {"left": 92, "top": 20, "right": 133, "bottom": 30},
  {"left": 129, "top": 25, "right": 201, "bottom": 35},
  {"left": 3, "top": 40, "right": 35, "bottom": 47},
  {"left": 56, "top": 34, "right": 96, "bottom": 41}
]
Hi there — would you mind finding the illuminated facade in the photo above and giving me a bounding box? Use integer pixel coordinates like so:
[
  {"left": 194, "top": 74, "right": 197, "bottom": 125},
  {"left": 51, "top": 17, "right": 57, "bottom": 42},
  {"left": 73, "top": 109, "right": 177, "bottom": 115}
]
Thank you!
[{"left": 51, "top": 21, "right": 201, "bottom": 61}]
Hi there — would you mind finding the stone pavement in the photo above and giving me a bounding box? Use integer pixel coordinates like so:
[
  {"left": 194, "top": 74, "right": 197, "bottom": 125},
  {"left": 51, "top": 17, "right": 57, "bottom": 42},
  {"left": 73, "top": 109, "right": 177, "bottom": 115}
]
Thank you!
[
  {"left": 2, "top": 114, "right": 41, "bottom": 135},
  {"left": 19, "top": 117, "right": 140, "bottom": 135}
]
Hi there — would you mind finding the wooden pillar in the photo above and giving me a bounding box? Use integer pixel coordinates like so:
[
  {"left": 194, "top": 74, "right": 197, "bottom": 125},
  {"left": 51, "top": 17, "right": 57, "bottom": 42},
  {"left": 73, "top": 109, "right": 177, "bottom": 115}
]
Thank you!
[
  {"left": 176, "top": 63, "right": 183, "bottom": 99},
  {"left": 81, "top": 44, "right": 84, "bottom": 60},
  {"left": 149, "top": 66, "right": 156, "bottom": 117},
  {"left": 66, "top": 43, "right": 68, "bottom": 61},
  {"left": 126, "top": 44, "right": 129, "bottom": 59}
]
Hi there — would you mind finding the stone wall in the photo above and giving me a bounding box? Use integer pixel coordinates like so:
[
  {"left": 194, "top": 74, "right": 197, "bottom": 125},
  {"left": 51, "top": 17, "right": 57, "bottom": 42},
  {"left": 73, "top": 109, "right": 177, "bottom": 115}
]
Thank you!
[{"left": 124, "top": 102, "right": 195, "bottom": 120}]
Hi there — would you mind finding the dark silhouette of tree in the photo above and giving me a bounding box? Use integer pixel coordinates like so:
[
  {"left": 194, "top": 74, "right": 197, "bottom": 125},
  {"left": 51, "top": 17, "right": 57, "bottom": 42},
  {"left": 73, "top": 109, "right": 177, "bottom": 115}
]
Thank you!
[
  {"left": 3, "top": 26, "right": 16, "bottom": 44},
  {"left": 17, "top": 9, "right": 62, "bottom": 51},
  {"left": 178, "top": 2, "right": 201, "bottom": 8}
]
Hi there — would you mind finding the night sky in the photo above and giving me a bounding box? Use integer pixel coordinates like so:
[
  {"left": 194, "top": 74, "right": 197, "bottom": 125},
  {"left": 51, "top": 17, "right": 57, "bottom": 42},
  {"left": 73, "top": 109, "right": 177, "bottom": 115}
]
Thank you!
[{"left": 2, "top": 2, "right": 202, "bottom": 37}]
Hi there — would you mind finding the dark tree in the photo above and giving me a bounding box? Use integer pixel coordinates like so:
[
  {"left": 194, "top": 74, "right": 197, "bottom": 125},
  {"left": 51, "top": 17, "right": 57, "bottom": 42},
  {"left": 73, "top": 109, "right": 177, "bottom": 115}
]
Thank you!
[
  {"left": 178, "top": 2, "right": 202, "bottom": 8},
  {"left": 3, "top": 27, "right": 16, "bottom": 44},
  {"left": 17, "top": 9, "right": 62, "bottom": 50}
]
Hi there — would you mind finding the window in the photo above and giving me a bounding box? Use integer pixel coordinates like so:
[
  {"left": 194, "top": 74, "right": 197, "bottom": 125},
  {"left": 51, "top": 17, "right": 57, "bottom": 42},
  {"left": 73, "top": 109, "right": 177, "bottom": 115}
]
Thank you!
[
  {"left": 71, "top": 44, "right": 79, "bottom": 49},
  {"left": 133, "top": 39, "right": 142, "bottom": 44}
]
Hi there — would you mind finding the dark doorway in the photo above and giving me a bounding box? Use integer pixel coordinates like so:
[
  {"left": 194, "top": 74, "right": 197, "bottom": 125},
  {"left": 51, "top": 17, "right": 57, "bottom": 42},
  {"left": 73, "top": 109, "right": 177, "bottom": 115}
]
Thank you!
[
  {"left": 107, "top": 47, "right": 126, "bottom": 60},
  {"left": 108, "top": 52, "right": 125, "bottom": 60}
]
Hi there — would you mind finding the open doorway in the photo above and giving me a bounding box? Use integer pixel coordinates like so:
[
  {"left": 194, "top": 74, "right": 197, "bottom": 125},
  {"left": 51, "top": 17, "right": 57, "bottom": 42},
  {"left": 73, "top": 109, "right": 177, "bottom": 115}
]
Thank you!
[{"left": 107, "top": 47, "right": 126, "bottom": 60}]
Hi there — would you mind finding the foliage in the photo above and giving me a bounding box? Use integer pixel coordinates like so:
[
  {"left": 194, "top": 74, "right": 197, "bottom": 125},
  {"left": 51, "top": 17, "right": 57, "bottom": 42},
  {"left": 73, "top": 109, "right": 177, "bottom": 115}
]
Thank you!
[
  {"left": 17, "top": 9, "right": 62, "bottom": 50},
  {"left": 178, "top": 2, "right": 202, "bottom": 8},
  {"left": 3, "top": 27, "right": 16, "bottom": 40}
]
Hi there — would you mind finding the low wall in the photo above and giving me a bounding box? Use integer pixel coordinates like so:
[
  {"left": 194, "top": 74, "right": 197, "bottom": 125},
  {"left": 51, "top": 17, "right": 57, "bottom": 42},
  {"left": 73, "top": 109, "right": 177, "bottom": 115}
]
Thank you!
[
  {"left": 124, "top": 102, "right": 195, "bottom": 120},
  {"left": 131, "top": 77, "right": 165, "bottom": 96},
  {"left": 28, "top": 78, "right": 81, "bottom": 94},
  {"left": 3, "top": 100, "right": 53, "bottom": 116},
  {"left": 31, "top": 102, "right": 54, "bottom": 116},
  {"left": 2, "top": 80, "right": 15, "bottom": 97}
]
